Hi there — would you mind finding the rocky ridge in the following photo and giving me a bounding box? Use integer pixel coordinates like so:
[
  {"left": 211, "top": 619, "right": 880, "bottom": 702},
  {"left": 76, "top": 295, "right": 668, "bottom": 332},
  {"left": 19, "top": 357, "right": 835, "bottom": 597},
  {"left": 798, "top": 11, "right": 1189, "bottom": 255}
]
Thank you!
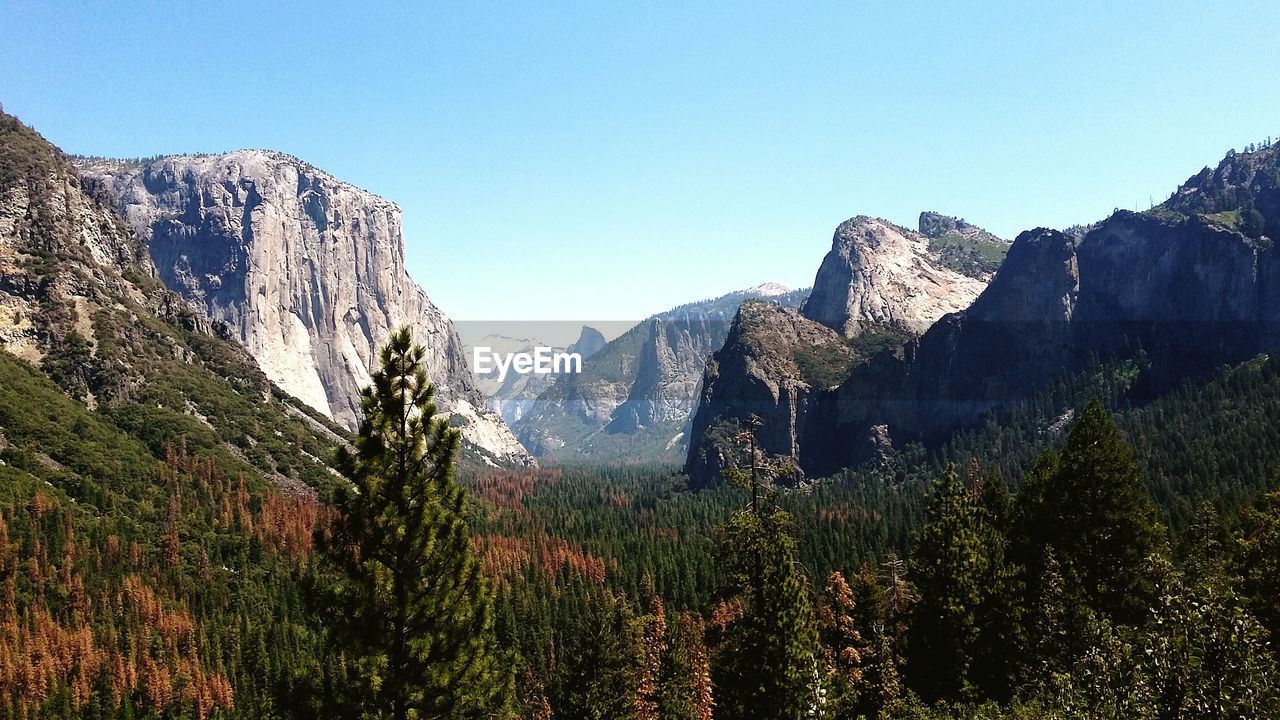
[
  {"left": 688, "top": 143, "right": 1280, "bottom": 486},
  {"left": 1, "top": 112, "right": 155, "bottom": 366},
  {"left": 918, "top": 210, "right": 1007, "bottom": 245}
]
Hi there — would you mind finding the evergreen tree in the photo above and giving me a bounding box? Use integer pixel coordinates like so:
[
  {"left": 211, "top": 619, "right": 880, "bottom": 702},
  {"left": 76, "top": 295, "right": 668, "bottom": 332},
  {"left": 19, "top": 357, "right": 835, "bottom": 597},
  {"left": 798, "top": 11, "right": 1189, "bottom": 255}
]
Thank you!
[
  {"left": 969, "top": 472, "right": 1023, "bottom": 701},
  {"left": 1030, "top": 399, "right": 1164, "bottom": 626},
  {"left": 814, "top": 571, "right": 868, "bottom": 717},
  {"left": 712, "top": 506, "right": 819, "bottom": 720},
  {"left": 657, "top": 613, "right": 714, "bottom": 720},
  {"left": 552, "top": 591, "right": 642, "bottom": 720},
  {"left": 712, "top": 418, "right": 820, "bottom": 720},
  {"left": 846, "top": 565, "right": 903, "bottom": 717},
  {"left": 321, "top": 327, "right": 512, "bottom": 719},
  {"left": 906, "top": 465, "right": 987, "bottom": 702},
  {"left": 1235, "top": 491, "right": 1280, "bottom": 641}
]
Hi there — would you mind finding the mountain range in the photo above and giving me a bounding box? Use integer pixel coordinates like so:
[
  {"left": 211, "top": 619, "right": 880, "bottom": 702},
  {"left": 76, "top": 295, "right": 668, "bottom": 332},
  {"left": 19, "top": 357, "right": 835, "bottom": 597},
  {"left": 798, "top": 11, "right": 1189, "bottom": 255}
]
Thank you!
[
  {"left": 685, "top": 142, "right": 1280, "bottom": 487},
  {"left": 10, "top": 102, "right": 1274, "bottom": 494}
]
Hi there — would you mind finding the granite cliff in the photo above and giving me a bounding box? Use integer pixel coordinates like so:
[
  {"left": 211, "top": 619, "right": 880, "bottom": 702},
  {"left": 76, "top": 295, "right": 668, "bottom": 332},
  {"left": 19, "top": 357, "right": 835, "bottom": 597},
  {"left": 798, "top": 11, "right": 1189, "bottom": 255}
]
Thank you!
[
  {"left": 800, "top": 216, "right": 988, "bottom": 337},
  {"left": 75, "top": 151, "right": 530, "bottom": 465},
  {"left": 0, "top": 109, "right": 345, "bottom": 492}
]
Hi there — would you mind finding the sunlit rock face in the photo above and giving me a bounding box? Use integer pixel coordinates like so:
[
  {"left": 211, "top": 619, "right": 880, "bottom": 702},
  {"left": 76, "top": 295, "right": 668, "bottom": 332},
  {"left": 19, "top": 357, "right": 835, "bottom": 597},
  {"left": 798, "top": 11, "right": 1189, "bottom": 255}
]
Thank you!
[
  {"left": 78, "top": 151, "right": 531, "bottom": 465},
  {"left": 801, "top": 215, "right": 987, "bottom": 337}
]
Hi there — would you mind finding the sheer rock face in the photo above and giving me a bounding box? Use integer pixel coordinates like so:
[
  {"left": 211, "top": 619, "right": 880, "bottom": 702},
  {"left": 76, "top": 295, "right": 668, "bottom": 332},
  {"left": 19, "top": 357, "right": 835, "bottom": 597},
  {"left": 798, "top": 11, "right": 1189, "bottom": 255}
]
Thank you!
[
  {"left": 606, "top": 315, "right": 726, "bottom": 434},
  {"left": 76, "top": 151, "right": 530, "bottom": 465},
  {"left": 833, "top": 209, "right": 1280, "bottom": 452},
  {"left": 800, "top": 216, "right": 987, "bottom": 337}
]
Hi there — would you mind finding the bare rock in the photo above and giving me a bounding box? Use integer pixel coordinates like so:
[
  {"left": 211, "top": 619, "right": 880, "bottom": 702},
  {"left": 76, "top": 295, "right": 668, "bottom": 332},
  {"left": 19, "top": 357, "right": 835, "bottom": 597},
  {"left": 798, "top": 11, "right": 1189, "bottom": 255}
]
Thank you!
[{"left": 76, "top": 151, "right": 531, "bottom": 465}]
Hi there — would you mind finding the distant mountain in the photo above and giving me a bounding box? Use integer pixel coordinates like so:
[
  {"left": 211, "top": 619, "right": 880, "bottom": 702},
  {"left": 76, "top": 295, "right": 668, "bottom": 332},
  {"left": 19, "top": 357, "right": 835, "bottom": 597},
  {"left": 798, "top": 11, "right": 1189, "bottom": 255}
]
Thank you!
[
  {"left": 688, "top": 141, "right": 1280, "bottom": 486},
  {"left": 687, "top": 215, "right": 993, "bottom": 485},
  {"left": 514, "top": 284, "right": 808, "bottom": 461},
  {"left": 75, "top": 151, "right": 530, "bottom": 466},
  {"left": 470, "top": 325, "right": 606, "bottom": 426}
]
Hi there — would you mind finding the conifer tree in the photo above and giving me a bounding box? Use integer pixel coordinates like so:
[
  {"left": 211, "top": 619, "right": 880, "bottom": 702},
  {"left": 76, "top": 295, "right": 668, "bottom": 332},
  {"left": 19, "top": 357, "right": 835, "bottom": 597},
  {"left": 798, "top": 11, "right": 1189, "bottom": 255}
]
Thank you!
[
  {"left": 712, "top": 417, "right": 819, "bottom": 720},
  {"left": 553, "top": 590, "right": 642, "bottom": 720},
  {"left": 1033, "top": 398, "right": 1164, "bottom": 626},
  {"left": 321, "top": 327, "right": 512, "bottom": 719},
  {"left": 1236, "top": 491, "right": 1280, "bottom": 640},
  {"left": 657, "top": 613, "right": 714, "bottom": 720},
  {"left": 815, "top": 571, "right": 868, "bottom": 716},
  {"left": 712, "top": 506, "right": 819, "bottom": 720},
  {"left": 847, "top": 565, "right": 902, "bottom": 717},
  {"left": 907, "top": 465, "right": 986, "bottom": 702},
  {"left": 969, "top": 470, "right": 1023, "bottom": 701}
]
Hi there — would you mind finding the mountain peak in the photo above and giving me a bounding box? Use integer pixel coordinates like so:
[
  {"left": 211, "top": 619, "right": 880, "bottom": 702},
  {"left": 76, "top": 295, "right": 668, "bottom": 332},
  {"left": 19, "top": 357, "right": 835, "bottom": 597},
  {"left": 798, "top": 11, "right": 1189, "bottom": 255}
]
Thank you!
[
  {"left": 801, "top": 214, "right": 988, "bottom": 336},
  {"left": 1161, "top": 141, "right": 1279, "bottom": 239},
  {"left": 76, "top": 150, "right": 531, "bottom": 466},
  {"left": 745, "top": 281, "right": 791, "bottom": 297}
]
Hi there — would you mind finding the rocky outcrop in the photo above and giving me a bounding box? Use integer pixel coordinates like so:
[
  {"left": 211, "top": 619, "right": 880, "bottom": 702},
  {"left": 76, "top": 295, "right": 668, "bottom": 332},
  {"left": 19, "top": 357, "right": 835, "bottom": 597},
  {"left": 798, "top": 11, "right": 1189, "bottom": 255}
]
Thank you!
[
  {"left": 800, "top": 216, "right": 987, "bottom": 337},
  {"left": 685, "top": 215, "right": 994, "bottom": 486},
  {"left": 571, "top": 325, "right": 607, "bottom": 359},
  {"left": 832, "top": 207, "right": 1280, "bottom": 454},
  {"left": 685, "top": 301, "right": 853, "bottom": 486},
  {"left": 515, "top": 284, "right": 808, "bottom": 461},
  {"left": 1164, "top": 143, "right": 1279, "bottom": 236},
  {"left": 75, "top": 151, "right": 530, "bottom": 465},
  {"left": 918, "top": 211, "right": 1007, "bottom": 246},
  {"left": 606, "top": 316, "right": 726, "bottom": 434}
]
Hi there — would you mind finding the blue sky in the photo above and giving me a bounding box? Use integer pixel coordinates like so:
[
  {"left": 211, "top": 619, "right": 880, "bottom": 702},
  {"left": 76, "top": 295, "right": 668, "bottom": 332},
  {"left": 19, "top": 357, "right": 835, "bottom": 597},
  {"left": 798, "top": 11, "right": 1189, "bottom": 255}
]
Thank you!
[{"left": 3, "top": 1, "right": 1278, "bottom": 320}]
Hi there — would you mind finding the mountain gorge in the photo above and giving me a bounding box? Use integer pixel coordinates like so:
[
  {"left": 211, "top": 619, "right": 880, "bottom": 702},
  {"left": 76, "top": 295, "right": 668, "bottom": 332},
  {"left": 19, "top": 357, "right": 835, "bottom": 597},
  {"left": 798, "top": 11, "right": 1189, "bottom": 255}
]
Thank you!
[
  {"left": 75, "top": 151, "right": 530, "bottom": 465},
  {"left": 513, "top": 283, "right": 808, "bottom": 461},
  {"left": 470, "top": 324, "right": 607, "bottom": 426}
]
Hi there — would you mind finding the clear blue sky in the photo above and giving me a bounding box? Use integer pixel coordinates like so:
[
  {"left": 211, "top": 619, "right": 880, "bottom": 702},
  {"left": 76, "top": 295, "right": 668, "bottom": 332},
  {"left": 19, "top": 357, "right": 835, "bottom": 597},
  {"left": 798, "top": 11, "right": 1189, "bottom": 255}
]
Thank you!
[{"left": 3, "top": 1, "right": 1278, "bottom": 320}]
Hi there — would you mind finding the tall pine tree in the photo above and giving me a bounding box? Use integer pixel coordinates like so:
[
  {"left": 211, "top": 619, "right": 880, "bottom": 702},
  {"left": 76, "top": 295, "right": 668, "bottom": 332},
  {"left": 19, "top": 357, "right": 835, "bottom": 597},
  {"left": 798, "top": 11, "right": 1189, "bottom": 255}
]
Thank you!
[
  {"left": 1031, "top": 398, "right": 1164, "bottom": 626},
  {"left": 906, "top": 465, "right": 986, "bottom": 702},
  {"left": 321, "top": 327, "right": 512, "bottom": 719},
  {"left": 712, "top": 506, "right": 819, "bottom": 720},
  {"left": 712, "top": 418, "right": 820, "bottom": 720}
]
